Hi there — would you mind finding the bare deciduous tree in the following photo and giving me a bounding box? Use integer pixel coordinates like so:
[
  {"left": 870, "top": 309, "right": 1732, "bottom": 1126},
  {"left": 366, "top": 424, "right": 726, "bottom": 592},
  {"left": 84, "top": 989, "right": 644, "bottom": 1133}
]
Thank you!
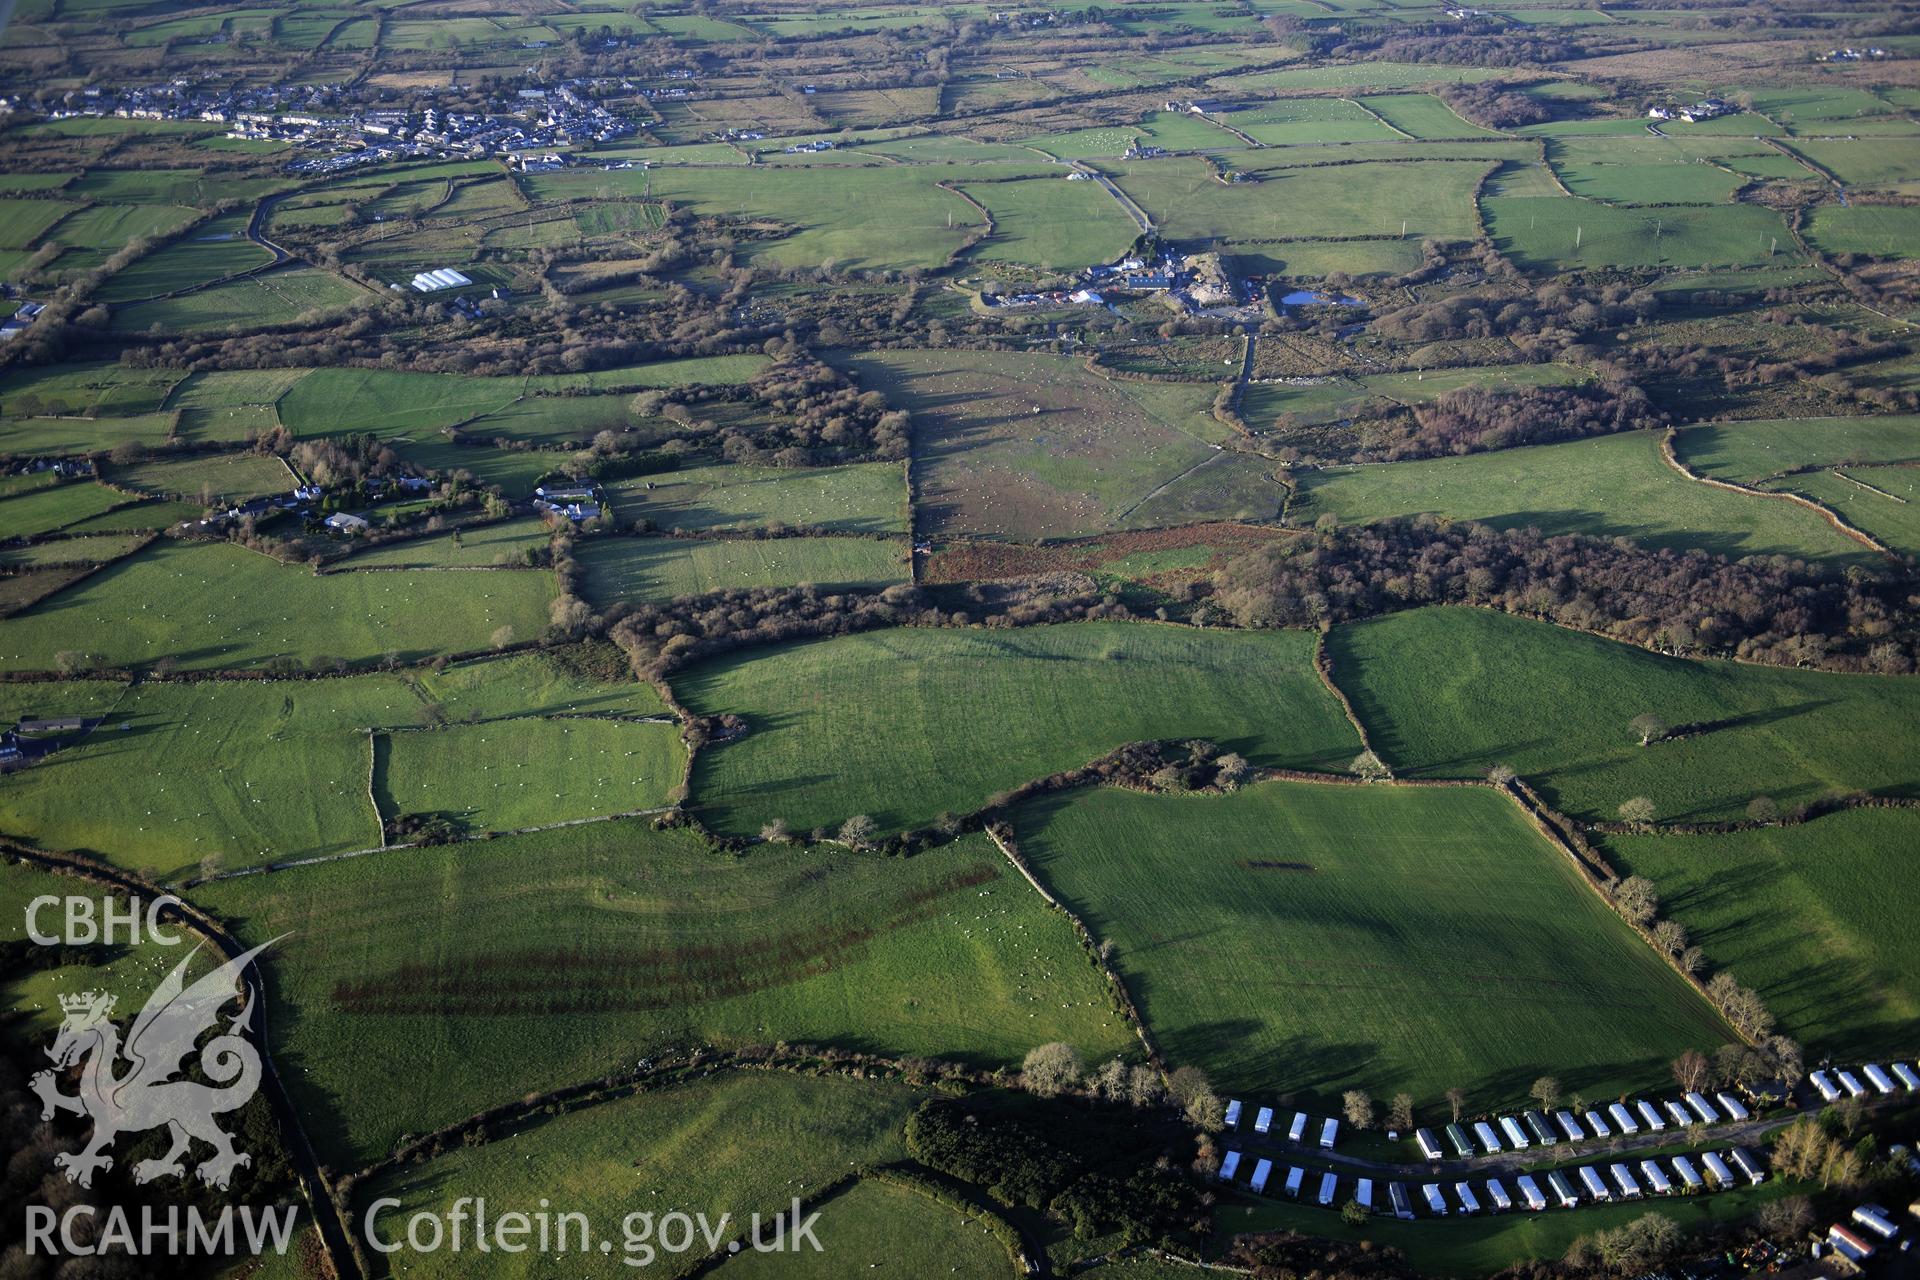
[{"left": 1021, "top": 1042, "right": 1083, "bottom": 1098}]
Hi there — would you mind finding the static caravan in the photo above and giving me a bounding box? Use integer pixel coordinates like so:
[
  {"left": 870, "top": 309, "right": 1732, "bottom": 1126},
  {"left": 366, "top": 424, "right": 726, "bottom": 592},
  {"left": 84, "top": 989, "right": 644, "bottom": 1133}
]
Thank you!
[
  {"left": 1485, "top": 1178, "right": 1513, "bottom": 1213},
  {"left": 1546, "top": 1170, "right": 1581, "bottom": 1209},
  {"left": 1516, "top": 1174, "right": 1548, "bottom": 1211},
  {"left": 1446, "top": 1123, "right": 1476, "bottom": 1159},
  {"left": 1700, "top": 1150, "right": 1736, "bottom": 1189},
  {"left": 1684, "top": 1092, "right": 1720, "bottom": 1124},
  {"left": 1810, "top": 1070, "right": 1843, "bottom": 1103},
  {"left": 1525, "top": 1111, "right": 1556, "bottom": 1146},
  {"left": 1288, "top": 1111, "right": 1309, "bottom": 1144},
  {"left": 1389, "top": 1182, "right": 1414, "bottom": 1220},
  {"left": 1472, "top": 1121, "right": 1503, "bottom": 1155},
  {"left": 1862, "top": 1064, "right": 1897, "bottom": 1095},
  {"left": 1729, "top": 1148, "right": 1766, "bottom": 1186},
  {"left": 1584, "top": 1110, "right": 1612, "bottom": 1138},
  {"left": 1255, "top": 1105, "right": 1275, "bottom": 1135},
  {"left": 1219, "top": 1151, "right": 1242, "bottom": 1182},
  {"left": 1670, "top": 1155, "right": 1704, "bottom": 1191},
  {"left": 1320, "top": 1118, "right": 1339, "bottom": 1151},
  {"left": 1285, "top": 1166, "right": 1305, "bottom": 1199},
  {"left": 1639, "top": 1160, "right": 1673, "bottom": 1196},
  {"left": 1829, "top": 1224, "right": 1877, "bottom": 1262},
  {"left": 1318, "top": 1172, "right": 1338, "bottom": 1206},
  {"left": 1225, "top": 1099, "right": 1243, "bottom": 1129},
  {"left": 1836, "top": 1069, "right": 1867, "bottom": 1098},
  {"left": 1608, "top": 1102, "right": 1640, "bottom": 1135},
  {"left": 1554, "top": 1111, "right": 1585, "bottom": 1142},
  {"left": 1890, "top": 1061, "right": 1920, "bottom": 1091},
  {"left": 1666, "top": 1099, "right": 1695, "bottom": 1128},
  {"left": 1250, "top": 1158, "right": 1273, "bottom": 1195},
  {"left": 1422, "top": 1184, "right": 1448, "bottom": 1216},
  {"left": 1636, "top": 1100, "right": 1666, "bottom": 1132},
  {"left": 1609, "top": 1163, "right": 1643, "bottom": 1200},
  {"left": 1499, "top": 1116, "right": 1530, "bottom": 1150},
  {"left": 1715, "top": 1091, "right": 1751, "bottom": 1122},
  {"left": 1415, "top": 1128, "right": 1444, "bottom": 1161},
  {"left": 1851, "top": 1204, "right": 1900, "bottom": 1241},
  {"left": 1355, "top": 1178, "right": 1374, "bottom": 1213},
  {"left": 1454, "top": 1182, "right": 1482, "bottom": 1215},
  {"left": 1577, "top": 1166, "right": 1611, "bottom": 1203}
]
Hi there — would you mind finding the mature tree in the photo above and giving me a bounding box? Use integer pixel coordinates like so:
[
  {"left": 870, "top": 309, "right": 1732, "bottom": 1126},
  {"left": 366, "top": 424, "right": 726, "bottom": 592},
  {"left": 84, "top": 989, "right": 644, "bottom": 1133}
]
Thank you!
[
  {"left": 1672, "top": 1049, "right": 1712, "bottom": 1092},
  {"left": 1679, "top": 945, "right": 1707, "bottom": 976},
  {"left": 1612, "top": 875, "right": 1660, "bottom": 928},
  {"left": 1022, "top": 1042, "right": 1083, "bottom": 1098},
  {"left": 1764, "top": 1036, "right": 1804, "bottom": 1086},
  {"left": 1388, "top": 1092, "right": 1415, "bottom": 1134},
  {"left": 1653, "top": 919, "right": 1688, "bottom": 957},
  {"left": 1618, "top": 796, "right": 1657, "bottom": 828},
  {"left": 489, "top": 624, "right": 515, "bottom": 650},
  {"left": 1486, "top": 763, "right": 1516, "bottom": 786},
  {"left": 1341, "top": 1199, "right": 1369, "bottom": 1227},
  {"left": 1630, "top": 713, "right": 1669, "bottom": 746},
  {"left": 1446, "top": 1087, "right": 1467, "bottom": 1123},
  {"left": 1351, "top": 750, "right": 1391, "bottom": 781},
  {"left": 1757, "top": 1196, "right": 1813, "bottom": 1238},
  {"left": 1593, "top": 1213, "right": 1681, "bottom": 1273},
  {"left": 1746, "top": 795, "right": 1780, "bottom": 824},
  {"left": 1530, "top": 1076, "right": 1562, "bottom": 1110},
  {"left": 759, "top": 818, "right": 791, "bottom": 843},
  {"left": 1343, "top": 1089, "right": 1375, "bottom": 1130},
  {"left": 1214, "top": 752, "right": 1251, "bottom": 790},
  {"left": 837, "top": 813, "right": 878, "bottom": 846}
]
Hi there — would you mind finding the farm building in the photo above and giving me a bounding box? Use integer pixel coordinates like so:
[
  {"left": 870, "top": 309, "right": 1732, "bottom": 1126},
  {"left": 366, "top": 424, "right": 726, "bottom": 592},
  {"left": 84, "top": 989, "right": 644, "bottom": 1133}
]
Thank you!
[
  {"left": 1577, "top": 1166, "right": 1610, "bottom": 1202},
  {"left": 408, "top": 268, "right": 473, "bottom": 293},
  {"left": 1250, "top": 1157, "right": 1273, "bottom": 1194},
  {"left": 1498, "top": 1116, "right": 1529, "bottom": 1150},
  {"left": 1453, "top": 1182, "right": 1481, "bottom": 1215},
  {"left": 1218, "top": 1150, "right": 1241, "bottom": 1182},
  {"left": 1547, "top": 1170, "right": 1580, "bottom": 1209},
  {"left": 1415, "top": 1128, "right": 1443, "bottom": 1161},
  {"left": 1472, "top": 1121, "right": 1502, "bottom": 1154},
  {"left": 1609, "top": 1163, "right": 1642, "bottom": 1200},
  {"left": 1639, "top": 1160, "right": 1673, "bottom": 1196},
  {"left": 1515, "top": 1175, "right": 1547, "bottom": 1211},
  {"left": 1485, "top": 1178, "right": 1512, "bottom": 1213},
  {"left": 325, "top": 512, "right": 369, "bottom": 531},
  {"left": 1422, "top": 1184, "right": 1447, "bottom": 1216},
  {"left": 1671, "top": 1155, "right": 1704, "bottom": 1191},
  {"left": 1389, "top": 1182, "right": 1414, "bottom": 1220},
  {"left": 1730, "top": 1148, "right": 1767, "bottom": 1185}
]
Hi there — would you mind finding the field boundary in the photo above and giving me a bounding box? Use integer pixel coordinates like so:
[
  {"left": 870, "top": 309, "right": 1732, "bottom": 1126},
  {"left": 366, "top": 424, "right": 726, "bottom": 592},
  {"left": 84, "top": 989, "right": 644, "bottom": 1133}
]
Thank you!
[{"left": 1657, "top": 426, "right": 1892, "bottom": 555}]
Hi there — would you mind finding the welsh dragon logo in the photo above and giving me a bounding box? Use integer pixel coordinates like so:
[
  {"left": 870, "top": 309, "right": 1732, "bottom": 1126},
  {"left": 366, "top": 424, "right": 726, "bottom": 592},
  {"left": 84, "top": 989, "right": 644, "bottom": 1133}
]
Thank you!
[{"left": 31, "top": 939, "right": 282, "bottom": 1191}]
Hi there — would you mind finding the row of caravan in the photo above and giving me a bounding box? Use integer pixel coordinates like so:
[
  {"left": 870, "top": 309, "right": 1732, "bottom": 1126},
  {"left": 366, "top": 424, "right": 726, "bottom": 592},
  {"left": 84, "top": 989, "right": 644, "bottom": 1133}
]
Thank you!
[
  {"left": 1414, "top": 1091, "right": 1754, "bottom": 1162},
  {"left": 1218, "top": 1149, "right": 1767, "bottom": 1219},
  {"left": 1223, "top": 1101, "right": 1339, "bottom": 1151},
  {"left": 1810, "top": 1061, "right": 1920, "bottom": 1103}
]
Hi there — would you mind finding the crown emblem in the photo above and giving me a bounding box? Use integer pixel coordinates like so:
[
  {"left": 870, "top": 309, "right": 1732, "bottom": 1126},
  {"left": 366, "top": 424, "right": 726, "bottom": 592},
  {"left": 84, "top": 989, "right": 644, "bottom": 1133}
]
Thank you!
[{"left": 58, "top": 991, "right": 113, "bottom": 1017}]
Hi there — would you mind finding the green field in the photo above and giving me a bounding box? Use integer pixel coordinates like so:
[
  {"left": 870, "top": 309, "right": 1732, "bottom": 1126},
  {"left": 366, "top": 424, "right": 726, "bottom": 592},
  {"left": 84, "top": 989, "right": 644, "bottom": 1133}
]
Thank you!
[
  {"left": 962, "top": 176, "right": 1140, "bottom": 269},
  {"left": 114, "top": 450, "right": 292, "bottom": 502},
  {"left": 1608, "top": 807, "right": 1919, "bottom": 1059},
  {"left": 1673, "top": 415, "right": 1920, "bottom": 483},
  {"left": 335, "top": 518, "right": 550, "bottom": 568},
  {"left": 1300, "top": 429, "right": 1870, "bottom": 563},
  {"left": 578, "top": 535, "right": 906, "bottom": 605},
  {"left": 677, "top": 622, "right": 1360, "bottom": 837},
  {"left": 1805, "top": 204, "right": 1920, "bottom": 258},
  {"left": 1014, "top": 781, "right": 1730, "bottom": 1106},
  {"left": 717, "top": 1179, "right": 1014, "bottom": 1280},
  {"left": 1767, "top": 466, "right": 1920, "bottom": 555},
  {"left": 0, "top": 532, "right": 143, "bottom": 566},
  {"left": 197, "top": 826, "right": 1132, "bottom": 1165},
  {"left": 0, "top": 482, "right": 137, "bottom": 538},
  {"left": 110, "top": 266, "right": 369, "bottom": 333},
  {"left": 359, "top": 1073, "right": 928, "bottom": 1279},
  {"left": 1242, "top": 364, "right": 1585, "bottom": 430},
  {"left": 0, "top": 539, "right": 554, "bottom": 672},
  {"left": 608, "top": 462, "right": 907, "bottom": 534},
  {"left": 1484, "top": 197, "right": 1798, "bottom": 270},
  {"left": 0, "top": 361, "right": 182, "bottom": 417},
  {"left": 1110, "top": 158, "right": 1487, "bottom": 244},
  {"left": 1218, "top": 97, "right": 1398, "bottom": 146},
  {"left": 279, "top": 367, "right": 524, "bottom": 437},
  {"left": 1329, "top": 607, "right": 1920, "bottom": 827},
  {"left": 94, "top": 213, "right": 272, "bottom": 301},
  {"left": 0, "top": 411, "right": 178, "bottom": 455},
  {"left": 1357, "top": 93, "right": 1499, "bottom": 139}
]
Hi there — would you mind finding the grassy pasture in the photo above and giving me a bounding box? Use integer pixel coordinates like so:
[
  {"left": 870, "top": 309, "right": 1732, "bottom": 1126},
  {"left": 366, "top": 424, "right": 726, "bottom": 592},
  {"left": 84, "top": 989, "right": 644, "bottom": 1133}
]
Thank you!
[
  {"left": 1674, "top": 416, "right": 1920, "bottom": 483},
  {"left": 95, "top": 213, "right": 272, "bottom": 301},
  {"left": 0, "top": 361, "right": 181, "bottom": 417},
  {"left": 1768, "top": 467, "right": 1920, "bottom": 555},
  {"left": 1805, "top": 204, "right": 1920, "bottom": 259},
  {"left": 0, "top": 533, "right": 143, "bottom": 566},
  {"left": 1015, "top": 781, "right": 1729, "bottom": 1106},
  {"left": 198, "top": 826, "right": 1131, "bottom": 1166},
  {"left": 577, "top": 535, "right": 906, "bottom": 605},
  {"left": 43, "top": 201, "right": 197, "bottom": 249},
  {"left": 0, "top": 198, "right": 80, "bottom": 248},
  {"left": 0, "top": 412, "right": 178, "bottom": 455},
  {"left": 378, "top": 717, "right": 682, "bottom": 831},
  {"left": 1484, "top": 197, "right": 1796, "bottom": 270},
  {"left": 677, "top": 622, "right": 1359, "bottom": 837},
  {"left": 1219, "top": 98, "right": 1398, "bottom": 146},
  {"left": 1226, "top": 238, "right": 1428, "bottom": 278},
  {"left": 59, "top": 499, "right": 201, "bottom": 533},
  {"left": 165, "top": 367, "right": 311, "bottom": 409},
  {"left": 1357, "top": 93, "right": 1498, "bottom": 138},
  {"left": 1782, "top": 139, "right": 1920, "bottom": 188},
  {"left": 109, "top": 267, "right": 368, "bottom": 333},
  {"left": 1329, "top": 607, "right": 1920, "bottom": 828},
  {"left": 1242, "top": 364, "right": 1584, "bottom": 428},
  {"left": 459, "top": 394, "right": 631, "bottom": 446},
  {"left": 359, "top": 1074, "right": 927, "bottom": 1280},
  {"left": 0, "top": 539, "right": 554, "bottom": 672},
  {"left": 0, "top": 482, "right": 136, "bottom": 538},
  {"left": 278, "top": 367, "right": 523, "bottom": 437},
  {"left": 842, "top": 348, "right": 1237, "bottom": 539},
  {"left": 962, "top": 176, "right": 1140, "bottom": 269},
  {"left": 1549, "top": 146, "right": 1745, "bottom": 205},
  {"left": 1301, "top": 430, "right": 1867, "bottom": 563},
  {"left": 1220, "top": 62, "right": 1507, "bottom": 92},
  {"left": 335, "top": 518, "right": 550, "bottom": 569},
  {"left": 1110, "top": 158, "right": 1487, "bottom": 243},
  {"left": 715, "top": 1180, "right": 1013, "bottom": 1279},
  {"left": 1607, "top": 809, "right": 1919, "bottom": 1059},
  {"left": 114, "top": 450, "right": 292, "bottom": 502},
  {"left": 607, "top": 462, "right": 907, "bottom": 534}
]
